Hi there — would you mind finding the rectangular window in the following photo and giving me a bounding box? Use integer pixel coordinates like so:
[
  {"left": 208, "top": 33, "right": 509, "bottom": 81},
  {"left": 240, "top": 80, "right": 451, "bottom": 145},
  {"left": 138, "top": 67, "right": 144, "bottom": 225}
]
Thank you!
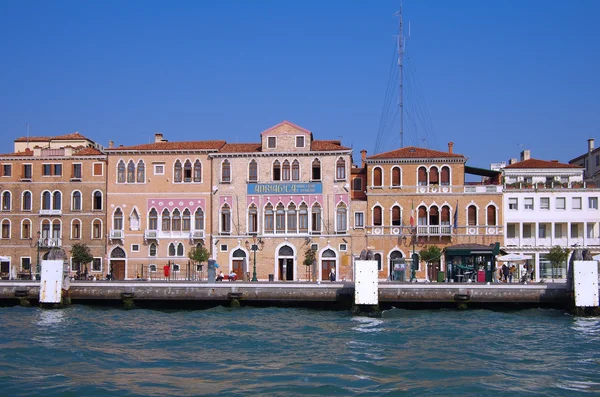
[
  {"left": 353, "top": 178, "right": 362, "bottom": 191},
  {"left": 311, "top": 243, "right": 318, "bottom": 251},
  {"left": 523, "top": 224, "right": 532, "bottom": 238},
  {"left": 72, "top": 222, "right": 81, "bottom": 239},
  {"left": 92, "top": 258, "right": 102, "bottom": 272},
  {"left": 21, "top": 257, "right": 31, "bottom": 272},
  {"left": 53, "top": 164, "right": 62, "bottom": 176},
  {"left": 295, "top": 136, "right": 305, "bottom": 148},
  {"left": 220, "top": 244, "right": 228, "bottom": 252},
  {"left": 538, "top": 224, "right": 547, "bottom": 238},
  {"left": 299, "top": 210, "right": 308, "bottom": 232},
  {"left": 524, "top": 197, "right": 534, "bottom": 210},
  {"left": 131, "top": 244, "right": 140, "bottom": 252},
  {"left": 540, "top": 197, "right": 550, "bottom": 210},
  {"left": 506, "top": 224, "right": 516, "bottom": 238},
  {"left": 354, "top": 212, "right": 364, "bottom": 228},
  {"left": 587, "top": 223, "right": 596, "bottom": 239},
  {"left": 596, "top": 155, "right": 599, "bottom": 166},
  {"left": 42, "top": 164, "right": 52, "bottom": 176},
  {"left": 571, "top": 224, "right": 579, "bottom": 238},
  {"left": 339, "top": 243, "right": 347, "bottom": 252},
  {"left": 508, "top": 198, "right": 518, "bottom": 210},
  {"left": 555, "top": 224, "right": 564, "bottom": 238},
  {"left": 556, "top": 197, "right": 566, "bottom": 210},
  {"left": 589, "top": 197, "right": 598, "bottom": 209},
  {"left": 22, "top": 164, "right": 32, "bottom": 179},
  {"left": 92, "top": 163, "right": 103, "bottom": 176},
  {"left": 573, "top": 197, "right": 582, "bottom": 210},
  {"left": 154, "top": 164, "right": 164, "bottom": 175},
  {"left": 72, "top": 163, "right": 82, "bottom": 179},
  {"left": 267, "top": 136, "right": 276, "bottom": 149},
  {"left": 2, "top": 164, "right": 11, "bottom": 177}
]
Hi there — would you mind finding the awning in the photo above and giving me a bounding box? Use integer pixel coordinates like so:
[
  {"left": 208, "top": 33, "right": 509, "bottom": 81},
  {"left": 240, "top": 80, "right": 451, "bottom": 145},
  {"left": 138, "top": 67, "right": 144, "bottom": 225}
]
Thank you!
[{"left": 497, "top": 253, "right": 533, "bottom": 263}]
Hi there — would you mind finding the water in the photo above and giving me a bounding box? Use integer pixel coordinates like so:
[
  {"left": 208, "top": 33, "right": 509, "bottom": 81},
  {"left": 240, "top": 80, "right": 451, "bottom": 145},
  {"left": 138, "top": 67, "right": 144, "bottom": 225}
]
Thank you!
[{"left": 1, "top": 306, "right": 599, "bottom": 396}]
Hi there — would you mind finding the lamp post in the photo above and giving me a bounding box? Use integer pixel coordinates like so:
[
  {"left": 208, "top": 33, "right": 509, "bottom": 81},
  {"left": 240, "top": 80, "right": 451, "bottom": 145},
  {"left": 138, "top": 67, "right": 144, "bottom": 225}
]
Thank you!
[
  {"left": 401, "top": 226, "right": 420, "bottom": 282},
  {"left": 35, "top": 231, "right": 41, "bottom": 280},
  {"left": 245, "top": 236, "right": 264, "bottom": 282}
]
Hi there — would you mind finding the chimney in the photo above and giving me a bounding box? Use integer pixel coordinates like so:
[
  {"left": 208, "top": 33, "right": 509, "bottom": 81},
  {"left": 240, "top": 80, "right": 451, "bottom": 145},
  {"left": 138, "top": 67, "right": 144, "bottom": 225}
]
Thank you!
[
  {"left": 155, "top": 133, "right": 164, "bottom": 143},
  {"left": 448, "top": 142, "right": 454, "bottom": 154},
  {"left": 588, "top": 138, "right": 595, "bottom": 153},
  {"left": 509, "top": 158, "right": 518, "bottom": 165},
  {"left": 520, "top": 149, "right": 530, "bottom": 161},
  {"left": 108, "top": 140, "right": 114, "bottom": 149},
  {"left": 360, "top": 149, "right": 367, "bottom": 168}
]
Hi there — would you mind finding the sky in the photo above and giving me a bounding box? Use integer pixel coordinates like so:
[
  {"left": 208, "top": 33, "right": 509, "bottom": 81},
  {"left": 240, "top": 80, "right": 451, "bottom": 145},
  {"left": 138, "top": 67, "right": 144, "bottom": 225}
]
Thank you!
[{"left": 0, "top": 0, "right": 599, "bottom": 169}]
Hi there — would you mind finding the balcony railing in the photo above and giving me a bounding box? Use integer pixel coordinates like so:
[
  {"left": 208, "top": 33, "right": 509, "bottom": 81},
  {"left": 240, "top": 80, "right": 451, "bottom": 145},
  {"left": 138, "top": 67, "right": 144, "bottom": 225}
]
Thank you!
[
  {"left": 504, "top": 181, "right": 594, "bottom": 190},
  {"left": 38, "top": 237, "right": 62, "bottom": 248},
  {"left": 109, "top": 229, "right": 124, "bottom": 239},
  {"left": 39, "top": 209, "right": 62, "bottom": 216}
]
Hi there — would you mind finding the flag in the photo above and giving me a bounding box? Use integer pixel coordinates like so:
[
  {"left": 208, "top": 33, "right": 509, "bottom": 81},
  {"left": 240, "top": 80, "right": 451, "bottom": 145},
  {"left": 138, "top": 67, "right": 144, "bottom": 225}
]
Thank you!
[
  {"left": 453, "top": 201, "right": 459, "bottom": 232},
  {"left": 409, "top": 200, "right": 415, "bottom": 227}
]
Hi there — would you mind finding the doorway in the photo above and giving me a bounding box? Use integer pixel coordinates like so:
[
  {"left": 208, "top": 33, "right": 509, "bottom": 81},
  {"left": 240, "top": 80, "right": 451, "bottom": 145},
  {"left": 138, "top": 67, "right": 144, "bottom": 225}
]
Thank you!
[
  {"left": 111, "top": 260, "right": 126, "bottom": 280},
  {"left": 232, "top": 249, "right": 247, "bottom": 280},
  {"left": 320, "top": 248, "right": 337, "bottom": 281},
  {"left": 277, "top": 245, "right": 294, "bottom": 281}
]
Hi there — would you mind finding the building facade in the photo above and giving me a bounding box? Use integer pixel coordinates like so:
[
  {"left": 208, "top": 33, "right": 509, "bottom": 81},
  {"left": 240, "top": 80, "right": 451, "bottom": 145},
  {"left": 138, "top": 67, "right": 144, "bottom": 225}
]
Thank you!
[{"left": 569, "top": 138, "right": 600, "bottom": 185}]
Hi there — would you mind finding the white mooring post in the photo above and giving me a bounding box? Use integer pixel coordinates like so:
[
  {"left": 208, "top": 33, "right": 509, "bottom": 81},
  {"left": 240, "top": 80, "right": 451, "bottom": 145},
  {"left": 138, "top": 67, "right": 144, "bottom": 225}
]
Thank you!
[
  {"left": 573, "top": 261, "right": 599, "bottom": 308},
  {"left": 354, "top": 260, "right": 378, "bottom": 306},
  {"left": 39, "top": 260, "right": 64, "bottom": 304}
]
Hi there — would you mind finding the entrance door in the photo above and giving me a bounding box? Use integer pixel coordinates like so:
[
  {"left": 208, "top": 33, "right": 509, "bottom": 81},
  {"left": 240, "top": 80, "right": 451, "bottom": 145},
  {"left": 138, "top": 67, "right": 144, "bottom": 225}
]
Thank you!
[
  {"left": 232, "top": 260, "right": 244, "bottom": 280},
  {"left": 278, "top": 258, "right": 293, "bottom": 281},
  {"left": 111, "top": 260, "right": 125, "bottom": 280},
  {"left": 322, "top": 260, "right": 335, "bottom": 281}
]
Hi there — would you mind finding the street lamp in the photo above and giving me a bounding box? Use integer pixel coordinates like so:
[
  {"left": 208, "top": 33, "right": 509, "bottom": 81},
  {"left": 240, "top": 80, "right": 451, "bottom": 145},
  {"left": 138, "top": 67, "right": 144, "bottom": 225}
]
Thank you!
[
  {"left": 245, "top": 236, "right": 264, "bottom": 282},
  {"left": 401, "top": 226, "right": 421, "bottom": 282}
]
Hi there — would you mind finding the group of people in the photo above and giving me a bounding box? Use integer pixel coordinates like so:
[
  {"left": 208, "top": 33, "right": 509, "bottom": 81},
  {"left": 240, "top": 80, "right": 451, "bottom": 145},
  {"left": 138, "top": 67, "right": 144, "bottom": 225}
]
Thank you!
[
  {"left": 216, "top": 270, "right": 237, "bottom": 282},
  {"left": 499, "top": 264, "right": 517, "bottom": 283}
]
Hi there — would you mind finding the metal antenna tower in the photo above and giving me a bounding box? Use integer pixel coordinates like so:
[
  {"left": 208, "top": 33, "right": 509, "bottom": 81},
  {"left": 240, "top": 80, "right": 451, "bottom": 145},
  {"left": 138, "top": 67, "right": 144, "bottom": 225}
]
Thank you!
[{"left": 395, "top": 3, "right": 405, "bottom": 148}]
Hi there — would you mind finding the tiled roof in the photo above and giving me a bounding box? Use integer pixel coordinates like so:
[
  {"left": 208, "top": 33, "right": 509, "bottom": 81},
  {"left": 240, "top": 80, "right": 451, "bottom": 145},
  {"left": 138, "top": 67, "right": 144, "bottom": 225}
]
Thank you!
[
  {"left": 260, "top": 120, "right": 312, "bottom": 136},
  {"left": 368, "top": 146, "right": 464, "bottom": 160},
  {"left": 74, "top": 147, "right": 104, "bottom": 156},
  {"left": 14, "top": 132, "right": 90, "bottom": 142},
  {"left": 219, "top": 143, "right": 262, "bottom": 153},
  {"left": 107, "top": 140, "right": 227, "bottom": 151},
  {"left": 311, "top": 140, "right": 351, "bottom": 151},
  {"left": 0, "top": 149, "right": 34, "bottom": 157},
  {"left": 504, "top": 158, "right": 582, "bottom": 169}
]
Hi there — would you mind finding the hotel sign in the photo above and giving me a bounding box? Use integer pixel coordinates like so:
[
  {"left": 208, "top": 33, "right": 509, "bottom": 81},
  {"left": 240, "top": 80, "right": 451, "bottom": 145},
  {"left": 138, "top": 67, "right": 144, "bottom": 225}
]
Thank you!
[{"left": 247, "top": 182, "right": 322, "bottom": 195}]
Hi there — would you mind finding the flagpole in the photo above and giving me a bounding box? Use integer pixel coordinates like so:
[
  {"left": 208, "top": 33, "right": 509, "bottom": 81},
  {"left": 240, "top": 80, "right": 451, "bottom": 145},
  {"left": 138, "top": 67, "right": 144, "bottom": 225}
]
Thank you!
[{"left": 410, "top": 199, "right": 417, "bottom": 282}]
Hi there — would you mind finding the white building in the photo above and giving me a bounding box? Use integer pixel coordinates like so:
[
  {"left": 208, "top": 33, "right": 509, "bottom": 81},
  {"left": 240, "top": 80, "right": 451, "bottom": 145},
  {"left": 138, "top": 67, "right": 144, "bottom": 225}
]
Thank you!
[{"left": 569, "top": 138, "right": 600, "bottom": 185}]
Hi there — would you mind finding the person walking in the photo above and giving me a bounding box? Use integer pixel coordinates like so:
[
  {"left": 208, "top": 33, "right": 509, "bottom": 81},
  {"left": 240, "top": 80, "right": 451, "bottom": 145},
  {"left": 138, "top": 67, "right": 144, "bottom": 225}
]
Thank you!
[
  {"left": 329, "top": 267, "right": 336, "bottom": 282},
  {"left": 502, "top": 264, "right": 509, "bottom": 283},
  {"left": 509, "top": 265, "right": 516, "bottom": 283}
]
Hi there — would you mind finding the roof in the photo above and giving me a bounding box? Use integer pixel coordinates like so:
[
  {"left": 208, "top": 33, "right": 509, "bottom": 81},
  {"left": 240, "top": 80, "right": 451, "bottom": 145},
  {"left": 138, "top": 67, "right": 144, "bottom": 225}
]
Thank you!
[
  {"left": 14, "top": 132, "right": 90, "bottom": 142},
  {"left": 219, "top": 143, "right": 262, "bottom": 153},
  {"left": 367, "top": 146, "right": 464, "bottom": 160},
  {"left": 445, "top": 243, "right": 501, "bottom": 255},
  {"left": 0, "top": 149, "right": 34, "bottom": 157},
  {"left": 260, "top": 120, "right": 312, "bottom": 136},
  {"left": 107, "top": 140, "right": 227, "bottom": 151},
  {"left": 73, "top": 147, "right": 104, "bottom": 156},
  {"left": 504, "top": 158, "right": 582, "bottom": 169},
  {"left": 311, "top": 140, "right": 351, "bottom": 151}
]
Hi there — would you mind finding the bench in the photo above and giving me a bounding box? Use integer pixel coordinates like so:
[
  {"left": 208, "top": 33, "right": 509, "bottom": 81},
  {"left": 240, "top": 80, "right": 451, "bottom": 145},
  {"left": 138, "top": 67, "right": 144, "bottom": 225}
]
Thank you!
[{"left": 217, "top": 274, "right": 238, "bottom": 281}]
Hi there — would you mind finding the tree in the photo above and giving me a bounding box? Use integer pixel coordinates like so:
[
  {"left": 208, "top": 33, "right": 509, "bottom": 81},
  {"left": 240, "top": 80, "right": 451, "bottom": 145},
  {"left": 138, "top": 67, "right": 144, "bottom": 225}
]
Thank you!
[
  {"left": 70, "top": 243, "right": 93, "bottom": 272},
  {"left": 546, "top": 245, "right": 571, "bottom": 279},
  {"left": 188, "top": 245, "right": 210, "bottom": 266},
  {"left": 420, "top": 245, "right": 442, "bottom": 281},
  {"left": 303, "top": 247, "right": 317, "bottom": 281}
]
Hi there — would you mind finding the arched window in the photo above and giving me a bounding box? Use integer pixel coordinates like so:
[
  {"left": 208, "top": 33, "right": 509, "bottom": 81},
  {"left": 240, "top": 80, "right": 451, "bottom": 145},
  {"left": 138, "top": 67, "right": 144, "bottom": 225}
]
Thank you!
[
  {"left": 272, "top": 160, "right": 281, "bottom": 181},
  {"left": 468, "top": 205, "right": 477, "bottom": 226},
  {"left": 282, "top": 160, "right": 290, "bottom": 181},
  {"left": 148, "top": 208, "right": 158, "bottom": 230},
  {"left": 373, "top": 206, "right": 382, "bottom": 226},
  {"left": 92, "top": 219, "right": 102, "bottom": 239},
  {"left": 312, "top": 159, "right": 321, "bottom": 180},
  {"left": 52, "top": 191, "right": 62, "bottom": 210},
  {"left": 264, "top": 203, "right": 274, "bottom": 233},
  {"left": 311, "top": 203, "right": 322, "bottom": 233},
  {"left": 117, "top": 160, "right": 125, "bottom": 183},
  {"left": 193, "top": 160, "right": 202, "bottom": 182},
  {"left": 72, "top": 191, "right": 81, "bottom": 211},
  {"left": 287, "top": 203, "right": 297, "bottom": 234},
  {"left": 137, "top": 160, "right": 145, "bottom": 183},
  {"left": 417, "top": 167, "right": 428, "bottom": 186},
  {"left": 1, "top": 191, "right": 10, "bottom": 211},
  {"left": 336, "top": 158, "right": 346, "bottom": 180},
  {"left": 22, "top": 191, "right": 32, "bottom": 211},
  {"left": 373, "top": 167, "right": 383, "bottom": 187},
  {"left": 21, "top": 219, "right": 31, "bottom": 239},
  {"left": 276, "top": 203, "right": 286, "bottom": 233},
  {"left": 172, "top": 209, "right": 181, "bottom": 231},
  {"left": 130, "top": 208, "right": 140, "bottom": 230},
  {"left": 93, "top": 191, "right": 102, "bottom": 211},
  {"left": 441, "top": 166, "right": 450, "bottom": 186},
  {"left": 418, "top": 206, "right": 427, "bottom": 226},
  {"left": 248, "top": 160, "right": 258, "bottom": 182},
  {"left": 184, "top": 160, "right": 192, "bottom": 182},
  {"left": 182, "top": 209, "right": 191, "bottom": 231},
  {"left": 127, "top": 160, "right": 135, "bottom": 183},
  {"left": 168, "top": 243, "right": 176, "bottom": 256},
  {"left": 113, "top": 208, "right": 123, "bottom": 230},
  {"left": 429, "top": 206, "right": 439, "bottom": 226},
  {"left": 336, "top": 203, "right": 347, "bottom": 232},
  {"left": 391, "top": 206, "right": 401, "bottom": 226},
  {"left": 374, "top": 253, "right": 382, "bottom": 271},
  {"left": 42, "top": 191, "right": 51, "bottom": 210},
  {"left": 487, "top": 205, "right": 497, "bottom": 226},
  {"left": 292, "top": 160, "right": 300, "bottom": 181},
  {"left": 110, "top": 247, "right": 126, "bottom": 258},
  {"left": 41, "top": 220, "right": 50, "bottom": 239},
  {"left": 221, "top": 160, "right": 231, "bottom": 183},
  {"left": 441, "top": 206, "right": 451, "bottom": 233},
  {"left": 177, "top": 243, "right": 184, "bottom": 256},
  {"left": 71, "top": 219, "right": 81, "bottom": 239},
  {"left": 51, "top": 220, "right": 61, "bottom": 242},
  {"left": 195, "top": 208, "right": 204, "bottom": 230},
  {"left": 162, "top": 209, "right": 171, "bottom": 231},
  {"left": 248, "top": 205, "right": 258, "bottom": 234},
  {"left": 392, "top": 167, "right": 401, "bottom": 187},
  {"left": 430, "top": 167, "right": 439, "bottom": 185},
  {"left": 149, "top": 243, "right": 157, "bottom": 257},
  {"left": 174, "top": 160, "right": 182, "bottom": 183},
  {"left": 280, "top": 245, "right": 295, "bottom": 256},
  {"left": 299, "top": 203, "right": 308, "bottom": 233},
  {"left": 221, "top": 204, "right": 231, "bottom": 234},
  {"left": 1, "top": 219, "right": 10, "bottom": 239}
]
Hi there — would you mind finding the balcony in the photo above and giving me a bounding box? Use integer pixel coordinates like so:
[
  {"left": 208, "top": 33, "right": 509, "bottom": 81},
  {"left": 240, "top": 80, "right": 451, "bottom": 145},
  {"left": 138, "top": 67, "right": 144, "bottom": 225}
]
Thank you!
[
  {"left": 109, "top": 229, "right": 124, "bottom": 239},
  {"left": 145, "top": 230, "right": 158, "bottom": 240},
  {"left": 190, "top": 230, "right": 205, "bottom": 240},
  {"left": 38, "top": 237, "right": 62, "bottom": 248},
  {"left": 39, "top": 209, "right": 62, "bottom": 216}
]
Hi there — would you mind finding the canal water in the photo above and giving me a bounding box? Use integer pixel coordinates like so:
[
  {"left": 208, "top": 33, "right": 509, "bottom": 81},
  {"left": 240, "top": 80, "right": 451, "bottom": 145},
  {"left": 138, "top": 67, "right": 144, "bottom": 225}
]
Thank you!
[{"left": 0, "top": 305, "right": 599, "bottom": 396}]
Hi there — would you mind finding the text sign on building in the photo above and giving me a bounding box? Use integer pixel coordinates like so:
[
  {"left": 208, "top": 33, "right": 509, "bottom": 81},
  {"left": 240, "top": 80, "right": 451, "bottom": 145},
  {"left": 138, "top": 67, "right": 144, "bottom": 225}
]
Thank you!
[{"left": 247, "top": 183, "right": 322, "bottom": 195}]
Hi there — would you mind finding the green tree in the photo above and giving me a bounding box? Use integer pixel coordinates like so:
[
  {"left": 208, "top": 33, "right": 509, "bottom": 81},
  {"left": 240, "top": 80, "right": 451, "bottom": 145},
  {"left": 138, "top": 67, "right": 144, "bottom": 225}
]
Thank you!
[
  {"left": 70, "top": 243, "right": 93, "bottom": 272},
  {"left": 546, "top": 245, "right": 571, "bottom": 279},
  {"left": 303, "top": 247, "right": 317, "bottom": 281},
  {"left": 188, "top": 245, "right": 210, "bottom": 266},
  {"left": 420, "top": 245, "right": 442, "bottom": 281}
]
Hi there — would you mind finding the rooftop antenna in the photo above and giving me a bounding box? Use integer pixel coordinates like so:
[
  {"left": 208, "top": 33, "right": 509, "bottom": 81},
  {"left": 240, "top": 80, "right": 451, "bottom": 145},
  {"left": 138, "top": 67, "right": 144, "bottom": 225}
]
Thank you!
[
  {"left": 24, "top": 122, "right": 30, "bottom": 149},
  {"left": 395, "top": 2, "right": 405, "bottom": 147}
]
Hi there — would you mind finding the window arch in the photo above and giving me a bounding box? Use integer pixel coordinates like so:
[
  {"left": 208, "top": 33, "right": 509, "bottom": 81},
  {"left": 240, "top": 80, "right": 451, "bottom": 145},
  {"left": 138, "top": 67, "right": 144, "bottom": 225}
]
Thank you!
[
  {"left": 127, "top": 160, "right": 135, "bottom": 183},
  {"left": 281, "top": 160, "right": 290, "bottom": 181},
  {"left": 174, "top": 160, "right": 182, "bottom": 183},
  {"left": 264, "top": 203, "right": 274, "bottom": 234},
  {"left": 467, "top": 205, "right": 478, "bottom": 226},
  {"left": 71, "top": 219, "right": 81, "bottom": 239},
  {"left": 162, "top": 209, "right": 171, "bottom": 231},
  {"left": 336, "top": 158, "right": 346, "bottom": 180},
  {"left": 113, "top": 208, "right": 123, "bottom": 230},
  {"left": 486, "top": 205, "right": 497, "bottom": 226},
  {"left": 429, "top": 206, "right": 440, "bottom": 226},
  {"left": 41, "top": 219, "right": 50, "bottom": 239},
  {"left": 93, "top": 190, "right": 102, "bottom": 211},
  {"left": 149, "top": 243, "right": 157, "bottom": 257},
  {"left": 52, "top": 191, "right": 61, "bottom": 210},
  {"left": 117, "top": 160, "right": 125, "bottom": 183},
  {"left": 280, "top": 245, "right": 295, "bottom": 256},
  {"left": 336, "top": 203, "right": 347, "bottom": 232},
  {"left": 287, "top": 203, "right": 297, "bottom": 234},
  {"left": 220, "top": 204, "right": 231, "bottom": 234},
  {"left": 248, "top": 204, "right": 258, "bottom": 234},
  {"left": 195, "top": 208, "right": 204, "bottom": 230},
  {"left": 391, "top": 205, "right": 401, "bottom": 226},
  {"left": 110, "top": 247, "right": 126, "bottom": 258},
  {"left": 182, "top": 209, "right": 191, "bottom": 231},
  {"left": 221, "top": 160, "right": 231, "bottom": 183},
  {"left": 441, "top": 166, "right": 450, "bottom": 186},
  {"left": 172, "top": 209, "right": 181, "bottom": 231},
  {"left": 417, "top": 167, "right": 428, "bottom": 186},
  {"left": 248, "top": 160, "right": 258, "bottom": 182},
  {"left": 137, "top": 160, "right": 145, "bottom": 183},
  {"left": 1, "top": 219, "right": 10, "bottom": 239},
  {"left": 130, "top": 208, "right": 140, "bottom": 230},
  {"left": 72, "top": 191, "right": 82, "bottom": 211},
  {"left": 441, "top": 205, "right": 451, "bottom": 233},
  {"left": 183, "top": 160, "right": 192, "bottom": 182},
  {"left": 418, "top": 206, "right": 427, "bottom": 226},
  {"left": 276, "top": 203, "right": 286, "bottom": 233},
  {"left": 292, "top": 160, "right": 300, "bottom": 181},
  {"left": 312, "top": 159, "right": 321, "bottom": 180},
  {"left": 22, "top": 191, "right": 32, "bottom": 211},
  {"left": 92, "top": 219, "right": 102, "bottom": 239},
  {"left": 177, "top": 242, "right": 184, "bottom": 256},
  {"left": 193, "top": 160, "right": 202, "bottom": 182},
  {"left": 169, "top": 243, "right": 176, "bottom": 256},
  {"left": 21, "top": 219, "right": 31, "bottom": 239},
  {"left": 42, "top": 191, "right": 51, "bottom": 210},
  {"left": 430, "top": 167, "right": 439, "bottom": 185},
  {"left": 373, "top": 205, "right": 383, "bottom": 226},
  {"left": 148, "top": 208, "right": 158, "bottom": 230},
  {"left": 373, "top": 167, "right": 383, "bottom": 187},
  {"left": 311, "top": 203, "right": 322, "bottom": 233},
  {"left": 391, "top": 167, "right": 401, "bottom": 187},
  {"left": 1, "top": 191, "right": 10, "bottom": 211},
  {"left": 299, "top": 203, "right": 308, "bottom": 233},
  {"left": 374, "top": 253, "right": 382, "bottom": 271},
  {"left": 272, "top": 160, "right": 281, "bottom": 181}
]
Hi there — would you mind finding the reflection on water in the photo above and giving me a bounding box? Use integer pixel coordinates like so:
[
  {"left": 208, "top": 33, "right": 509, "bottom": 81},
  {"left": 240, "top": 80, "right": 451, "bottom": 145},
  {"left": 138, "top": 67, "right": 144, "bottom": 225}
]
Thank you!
[{"left": 0, "top": 306, "right": 599, "bottom": 396}]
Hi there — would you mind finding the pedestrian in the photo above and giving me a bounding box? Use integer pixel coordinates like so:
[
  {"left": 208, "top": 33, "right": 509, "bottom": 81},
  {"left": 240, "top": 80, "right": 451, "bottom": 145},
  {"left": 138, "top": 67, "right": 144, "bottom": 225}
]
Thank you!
[
  {"left": 509, "top": 265, "right": 516, "bottom": 283},
  {"left": 329, "top": 267, "right": 336, "bottom": 282},
  {"left": 502, "top": 264, "right": 509, "bottom": 283}
]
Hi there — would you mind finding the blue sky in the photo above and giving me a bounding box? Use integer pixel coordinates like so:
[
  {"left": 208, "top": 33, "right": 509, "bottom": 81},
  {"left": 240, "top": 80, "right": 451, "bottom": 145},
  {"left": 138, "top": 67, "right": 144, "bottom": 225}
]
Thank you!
[{"left": 1, "top": 0, "right": 598, "bottom": 169}]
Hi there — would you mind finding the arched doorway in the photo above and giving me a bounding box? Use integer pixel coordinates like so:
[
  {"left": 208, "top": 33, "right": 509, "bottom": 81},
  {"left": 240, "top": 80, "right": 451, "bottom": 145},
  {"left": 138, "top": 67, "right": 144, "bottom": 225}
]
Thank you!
[
  {"left": 110, "top": 247, "right": 127, "bottom": 280},
  {"left": 321, "top": 249, "right": 336, "bottom": 281},
  {"left": 232, "top": 249, "right": 247, "bottom": 281},
  {"left": 277, "top": 245, "right": 294, "bottom": 281},
  {"left": 389, "top": 250, "right": 405, "bottom": 281}
]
